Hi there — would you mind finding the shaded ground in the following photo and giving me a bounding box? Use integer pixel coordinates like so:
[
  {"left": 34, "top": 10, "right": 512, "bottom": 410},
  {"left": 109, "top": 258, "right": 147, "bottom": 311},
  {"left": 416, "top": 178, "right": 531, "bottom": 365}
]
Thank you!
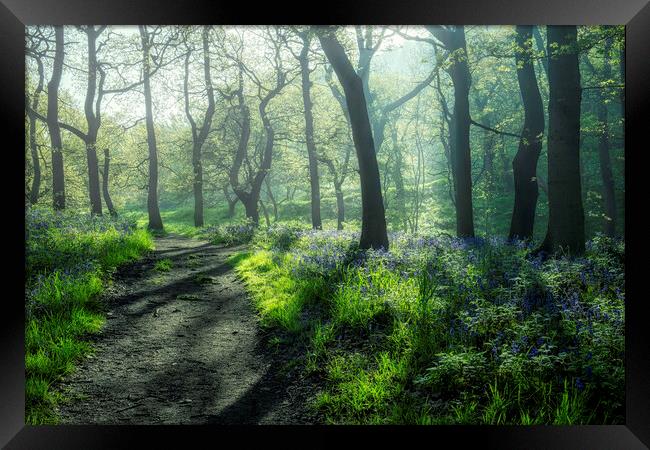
[{"left": 56, "top": 234, "right": 319, "bottom": 424}]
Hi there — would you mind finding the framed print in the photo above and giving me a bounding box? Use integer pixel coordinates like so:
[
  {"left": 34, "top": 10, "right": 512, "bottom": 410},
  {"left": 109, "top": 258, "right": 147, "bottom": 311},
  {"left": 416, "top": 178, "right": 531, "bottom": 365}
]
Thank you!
[{"left": 1, "top": 0, "right": 649, "bottom": 448}]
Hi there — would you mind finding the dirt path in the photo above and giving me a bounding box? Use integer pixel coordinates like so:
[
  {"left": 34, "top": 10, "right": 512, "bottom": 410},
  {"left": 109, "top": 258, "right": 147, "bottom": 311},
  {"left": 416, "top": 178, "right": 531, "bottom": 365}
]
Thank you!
[{"left": 56, "top": 234, "right": 317, "bottom": 424}]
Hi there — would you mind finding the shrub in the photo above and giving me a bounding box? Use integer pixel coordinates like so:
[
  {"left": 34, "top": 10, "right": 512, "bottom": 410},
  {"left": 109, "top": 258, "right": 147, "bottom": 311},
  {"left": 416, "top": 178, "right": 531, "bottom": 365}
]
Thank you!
[{"left": 203, "top": 219, "right": 255, "bottom": 247}]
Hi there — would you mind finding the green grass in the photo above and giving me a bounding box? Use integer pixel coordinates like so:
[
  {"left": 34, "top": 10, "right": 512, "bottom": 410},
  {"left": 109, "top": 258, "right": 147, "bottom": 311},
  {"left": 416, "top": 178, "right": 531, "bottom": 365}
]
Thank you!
[
  {"left": 154, "top": 258, "right": 173, "bottom": 272},
  {"left": 314, "top": 352, "right": 410, "bottom": 424},
  {"left": 229, "top": 251, "right": 322, "bottom": 333},
  {"left": 230, "top": 227, "right": 625, "bottom": 425},
  {"left": 25, "top": 209, "right": 154, "bottom": 424},
  {"left": 122, "top": 205, "right": 244, "bottom": 238}
]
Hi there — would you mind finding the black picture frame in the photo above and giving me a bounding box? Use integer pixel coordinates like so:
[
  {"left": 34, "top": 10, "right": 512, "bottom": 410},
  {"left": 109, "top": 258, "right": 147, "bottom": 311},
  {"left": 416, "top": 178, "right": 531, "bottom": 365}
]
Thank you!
[{"left": 1, "top": 0, "right": 648, "bottom": 448}]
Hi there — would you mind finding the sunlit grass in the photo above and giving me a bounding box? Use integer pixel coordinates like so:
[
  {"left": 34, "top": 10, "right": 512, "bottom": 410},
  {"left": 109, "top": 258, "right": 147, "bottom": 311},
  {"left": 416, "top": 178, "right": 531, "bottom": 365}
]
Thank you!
[
  {"left": 232, "top": 225, "right": 625, "bottom": 425},
  {"left": 229, "top": 250, "right": 324, "bottom": 332}
]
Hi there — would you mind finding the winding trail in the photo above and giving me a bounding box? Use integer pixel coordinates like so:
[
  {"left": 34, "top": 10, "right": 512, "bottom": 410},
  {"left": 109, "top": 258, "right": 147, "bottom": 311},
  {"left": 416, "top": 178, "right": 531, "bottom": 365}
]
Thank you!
[{"left": 56, "top": 234, "right": 316, "bottom": 424}]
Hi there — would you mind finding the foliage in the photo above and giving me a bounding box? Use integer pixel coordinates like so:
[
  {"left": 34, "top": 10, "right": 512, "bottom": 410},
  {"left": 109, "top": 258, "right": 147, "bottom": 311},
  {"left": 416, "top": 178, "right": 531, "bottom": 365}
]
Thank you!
[
  {"left": 203, "top": 219, "right": 256, "bottom": 247},
  {"left": 25, "top": 206, "right": 153, "bottom": 424},
  {"left": 232, "top": 229, "right": 625, "bottom": 425},
  {"left": 154, "top": 258, "right": 173, "bottom": 272}
]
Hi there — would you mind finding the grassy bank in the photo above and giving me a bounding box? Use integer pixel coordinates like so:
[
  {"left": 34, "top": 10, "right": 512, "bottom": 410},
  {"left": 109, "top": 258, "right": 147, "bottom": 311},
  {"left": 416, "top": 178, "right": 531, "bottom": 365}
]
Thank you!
[
  {"left": 228, "top": 224, "right": 625, "bottom": 425},
  {"left": 25, "top": 207, "right": 153, "bottom": 424}
]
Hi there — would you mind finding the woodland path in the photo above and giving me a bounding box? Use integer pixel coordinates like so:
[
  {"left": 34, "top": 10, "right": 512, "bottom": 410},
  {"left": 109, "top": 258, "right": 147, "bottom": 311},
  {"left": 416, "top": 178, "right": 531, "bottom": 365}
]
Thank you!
[{"left": 56, "top": 234, "right": 316, "bottom": 424}]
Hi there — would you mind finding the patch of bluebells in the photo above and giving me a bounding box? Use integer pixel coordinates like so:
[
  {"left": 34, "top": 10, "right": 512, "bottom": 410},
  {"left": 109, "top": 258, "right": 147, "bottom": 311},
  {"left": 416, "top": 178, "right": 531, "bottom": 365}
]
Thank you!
[
  {"left": 255, "top": 228, "right": 624, "bottom": 418},
  {"left": 26, "top": 207, "right": 138, "bottom": 280},
  {"left": 204, "top": 220, "right": 255, "bottom": 246},
  {"left": 25, "top": 206, "right": 142, "bottom": 320},
  {"left": 291, "top": 238, "right": 351, "bottom": 277}
]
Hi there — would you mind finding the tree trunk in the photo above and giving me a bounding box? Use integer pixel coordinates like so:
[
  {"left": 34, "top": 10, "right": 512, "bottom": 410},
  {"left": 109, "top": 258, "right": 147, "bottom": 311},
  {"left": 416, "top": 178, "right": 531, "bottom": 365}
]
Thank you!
[
  {"left": 48, "top": 26, "right": 66, "bottom": 210},
  {"left": 335, "top": 184, "right": 345, "bottom": 230},
  {"left": 392, "top": 130, "right": 408, "bottom": 232},
  {"left": 184, "top": 28, "right": 217, "bottom": 228},
  {"left": 450, "top": 29, "right": 474, "bottom": 238},
  {"left": 192, "top": 153, "right": 204, "bottom": 227},
  {"left": 101, "top": 148, "right": 117, "bottom": 216},
  {"left": 223, "top": 185, "right": 238, "bottom": 218},
  {"left": 264, "top": 177, "right": 278, "bottom": 222},
  {"left": 85, "top": 143, "right": 102, "bottom": 215},
  {"left": 618, "top": 42, "right": 624, "bottom": 235},
  {"left": 539, "top": 26, "right": 584, "bottom": 255},
  {"left": 499, "top": 137, "right": 514, "bottom": 193},
  {"left": 28, "top": 56, "right": 45, "bottom": 205},
  {"left": 298, "top": 34, "right": 322, "bottom": 230},
  {"left": 140, "top": 25, "right": 164, "bottom": 231},
  {"left": 597, "top": 36, "right": 617, "bottom": 237},
  {"left": 229, "top": 73, "right": 254, "bottom": 223},
  {"left": 259, "top": 198, "right": 271, "bottom": 227},
  {"left": 509, "top": 26, "right": 545, "bottom": 241},
  {"left": 318, "top": 29, "right": 389, "bottom": 250},
  {"left": 229, "top": 54, "right": 284, "bottom": 228},
  {"left": 430, "top": 26, "right": 475, "bottom": 238},
  {"left": 241, "top": 194, "right": 259, "bottom": 226},
  {"left": 84, "top": 27, "right": 103, "bottom": 216}
]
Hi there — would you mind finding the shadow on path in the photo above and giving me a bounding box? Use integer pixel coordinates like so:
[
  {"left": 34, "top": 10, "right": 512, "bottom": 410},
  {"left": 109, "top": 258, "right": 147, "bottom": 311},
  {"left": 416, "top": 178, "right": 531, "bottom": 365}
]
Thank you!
[{"left": 56, "top": 234, "right": 318, "bottom": 424}]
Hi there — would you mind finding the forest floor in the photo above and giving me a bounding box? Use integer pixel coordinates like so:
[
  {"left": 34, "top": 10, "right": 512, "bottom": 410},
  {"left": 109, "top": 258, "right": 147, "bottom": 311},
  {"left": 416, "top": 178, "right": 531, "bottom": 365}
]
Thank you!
[{"left": 55, "top": 234, "right": 319, "bottom": 424}]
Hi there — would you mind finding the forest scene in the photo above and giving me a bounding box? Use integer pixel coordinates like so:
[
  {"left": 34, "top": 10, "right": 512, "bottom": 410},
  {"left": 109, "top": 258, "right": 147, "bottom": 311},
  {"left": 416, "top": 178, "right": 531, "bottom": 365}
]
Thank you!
[{"left": 24, "top": 25, "right": 625, "bottom": 425}]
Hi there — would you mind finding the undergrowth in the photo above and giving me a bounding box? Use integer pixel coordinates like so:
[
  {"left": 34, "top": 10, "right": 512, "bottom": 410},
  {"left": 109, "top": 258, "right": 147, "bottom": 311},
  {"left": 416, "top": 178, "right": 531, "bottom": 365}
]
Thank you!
[
  {"left": 230, "top": 225, "right": 625, "bottom": 425},
  {"left": 25, "top": 207, "right": 153, "bottom": 424}
]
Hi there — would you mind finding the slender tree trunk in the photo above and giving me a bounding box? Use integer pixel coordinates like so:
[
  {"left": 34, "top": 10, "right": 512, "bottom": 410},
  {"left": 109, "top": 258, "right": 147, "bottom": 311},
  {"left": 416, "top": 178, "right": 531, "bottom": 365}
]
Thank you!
[
  {"left": 84, "top": 27, "right": 103, "bottom": 215},
  {"left": 450, "top": 29, "right": 474, "bottom": 238},
  {"left": 619, "top": 43, "right": 625, "bottom": 125},
  {"left": 430, "top": 26, "right": 474, "bottom": 238},
  {"left": 596, "top": 36, "right": 617, "bottom": 236},
  {"left": 192, "top": 153, "right": 204, "bottom": 227},
  {"left": 85, "top": 143, "right": 102, "bottom": 215},
  {"left": 539, "top": 25, "right": 584, "bottom": 255},
  {"left": 335, "top": 183, "right": 345, "bottom": 230},
  {"left": 298, "top": 33, "right": 322, "bottom": 229},
  {"left": 391, "top": 130, "right": 407, "bottom": 232},
  {"left": 509, "top": 26, "right": 545, "bottom": 241},
  {"left": 318, "top": 29, "right": 389, "bottom": 250},
  {"left": 264, "top": 177, "right": 279, "bottom": 222},
  {"left": 246, "top": 108, "right": 275, "bottom": 226},
  {"left": 28, "top": 114, "right": 41, "bottom": 205},
  {"left": 28, "top": 57, "right": 45, "bottom": 205},
  {"left": 436, "top": 81, "right": 456, "bottom": 205},
  {"left": 101, "top": 148, "right": 117, "bottom": 216},
  {"left": 184, "top": 28, "right": 217, "bottom": 227},
  {"left": 48, "top": 26, "right": 66, "bottom": 210},
  {"left": 229, "top": 73, "right": 254, "bottom": 223},
  {"left": 618, "top": 42, "right": 624, "bottom": 236},
  {"left": 140, "top": 25, "right": 163, "bottom": 231},
  {"left": 499, "top": 137, "right": 514, "bottom": 193}
]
